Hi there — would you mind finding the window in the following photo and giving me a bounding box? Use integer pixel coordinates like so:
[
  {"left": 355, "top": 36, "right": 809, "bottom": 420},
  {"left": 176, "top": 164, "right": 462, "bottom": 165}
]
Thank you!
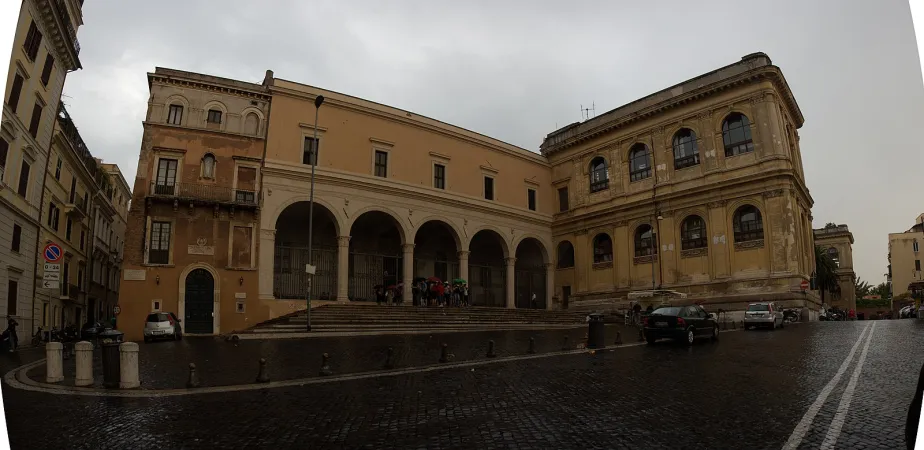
[
  {"left": 917, "top": 260, "right": 922, "bottom": 271},
  {"left": 47, "top": 202, "right": 59, "bottom": 231},
  {"left": 527, "top": 189, "right": 536, "bottom": 211},
  {"left": 732, "top": 205, "right": 764, "bottom": 242},
  {"left": 673, "top": 129, "right": 700, "bottom": 169},
  {"left": 680, "top": 215, "right": 707, "bottom": 250},
  {"left": 557, "top": 241, "right": 575, "bottom": 269},
  {"left": 243, "top": 113, "right": 259, "bottom": 135},
  {"left": 7, "top": 280, "right": 16, "bottom": 316},
  {"left": 29, "top": 101, "right": 43, "bottom": 138},
  {"left": 207, "top": 109, "right": 222, "bottom": 124},
  {"left": 201, "top": 153, "right": 216, "bottom": 179},
  {"left": 62, "top": 264, "right": 69, "bottom": 296},
  {"left": 634, "top": 224, "right": 657, "bottom": 257},
  {"left": 77, "top": 267, "right": 84, "bottom": 290},
  {"left": 828, "top": 247, "right": 840, "bottom": 268},
  {"left": 11, "top": 224, "right": 21, "bottom": 252},
  {"left": 433, "top": 164, "right": 445, "bottom": 189},
  {"left": 0, "top": 137, "right": 8, "bottom": 169},
  {"left": 167, "top": 104, "right": 183, "bottom": 125},
  {"left": 592, "top": 234, "right": 613, "bottom": 264},
  {"left": 54, "top": 158, "right": 61, "bottom": 180},
  {"left": 303, "top": 137, "right": 319, "bottom": 165},
  {"left": 69, "top": 177, "right": 76, "bottom": 202},
  {"left": 374, "top": 150, "right": 388, "bottom": 177},
  {"left": 914, "top": 240, "right": 920, "bottom": 253},
  {"left": 149, "top": 221, "right": 172, "bottom": 264},
  {"left": 629, "top": 143, "right": 652, "bottom": 181},
  {"left": 65, "top": 218, "right": 72, "bottom": 240},
  {"left": 40, "top": 54, "right": 54, "bottom": 86},
  {"left": 589, "top": 157, "right": 608, "bottom": 192},
  {"left": 155, "top": 158, "right": 178, "bottom": 195},
  {"left": 17, "top": 161, "right": 29, "bottom": 197},
  {"left": 723, "top": 113, "right": 755, "bottom": 157},
  {"left": 23, "top": 21, "right": 42, "bottom": 61},
  {"left": 558, "top": 187, "right": 569, "bottom": 212},
  {"left": 7, "top": 74, "right": 23, "bottom": 113},
  {"left": 79, "top": 231, "right": 85, "bottom": 251},
  {"left": 484, "top": 176, "right": 494, "bottom": 200}
]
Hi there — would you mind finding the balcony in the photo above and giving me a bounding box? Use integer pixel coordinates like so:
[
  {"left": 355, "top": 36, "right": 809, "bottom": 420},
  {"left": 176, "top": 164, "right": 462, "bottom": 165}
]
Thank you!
[
  {"left": 813, "top": 225, "right": 850, "bottom": 236},
  {"left": 64, "top": 199, "right": 88, "bottom": 219},
  {"left": 148, "top": 182, "right": 258, "bottom": 208}
]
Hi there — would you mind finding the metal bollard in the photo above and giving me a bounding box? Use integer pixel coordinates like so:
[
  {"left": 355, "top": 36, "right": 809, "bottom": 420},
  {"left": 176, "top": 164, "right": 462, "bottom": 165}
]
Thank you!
[
  {"left": 486, "top": 340, "right": 496, "bottom": 358},
  {"left": 119, "top": 342, "right": 140, "bottom": 389},
  {"left": 439, "top": 344, "right": 449, "bottom": 363},
  {"left": 614, "top": 331, "right": 623, "bottom": 346},
  {"left": 383, "top": 347, "right": 394, "bottom": 370},
  {"left": 319, "top": 353, "right": 332, "bottom": 376},
  {"left": 45, "top": 342, "right": 64, "bottom": 383},
  {"left": 255, "top": 358, "right": 270, "bottom": 383},
  {"left": 186, "top": 363, "right": 200, "bottom": 388},
  {"left": 527, "top": 337, "right": 536, "bottom": 354},
  {"left": 75, "top": 341, "right": 94, "bottom": 387},
  {"left": 561, "top": 336, "right": 569, "bottom": 351}
]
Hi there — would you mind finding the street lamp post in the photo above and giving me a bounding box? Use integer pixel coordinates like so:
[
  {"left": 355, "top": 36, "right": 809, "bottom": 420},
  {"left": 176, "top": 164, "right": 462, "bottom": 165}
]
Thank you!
[{"left": 305, "top": 95, "right": 324, "bottom": 331}]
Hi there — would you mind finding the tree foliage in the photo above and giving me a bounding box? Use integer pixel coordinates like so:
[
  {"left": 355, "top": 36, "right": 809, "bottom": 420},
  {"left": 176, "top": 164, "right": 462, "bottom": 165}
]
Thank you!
[
  {"left": 815, "top": 245, "right": 840, "bottom": 304},
  {"left": 854, "top": 277, "right": 872, "bottom": 299},
  {"left": 872, "top": 282, "right": 891, "bottom": 298}
]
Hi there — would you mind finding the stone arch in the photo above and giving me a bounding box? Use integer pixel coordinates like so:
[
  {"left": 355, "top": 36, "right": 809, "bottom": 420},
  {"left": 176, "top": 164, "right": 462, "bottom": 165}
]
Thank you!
[
  {"left": 413, "top": 218, "right": 464, "bottom": 284},
  {"left": 240, "top": 106, "right": 265, "bottom": 135},
  {"left": 164, "top": 94, "right": 190, "bottom": 126},
  {"left": 411, "top": 215, "right": 463, "bottom": 251},
  {"left": 713, "top": 108, "right": 754, "bottom": 134},
  {"left": 728, "top": 201, "right": 766, "bottom": 243},
  {"left": 556, "top": 240, "right": 575, "bottom": 269},
  {"left": 266, "top": 195, "right": 344, "bottom": 236},
  {"left": 514, "top": 236, "right": 550, "bottom": 309},
  {"left": 177, "top": 262, "right": 221, "bottom": 335},
  {"left": 346, "top": 205, "right": 409, "bottom": 245},
  {"left": 272, "top": 199, "right": 342, "bottom": 301},
  {"left": 511, "top": 233, "right": 551, "bottom": 264},
  {"left": 466, "top": 224, "right": 510, "bottom": 258},
  {"left": 202, "top": 100, "right": 229, "bottom": 130}
]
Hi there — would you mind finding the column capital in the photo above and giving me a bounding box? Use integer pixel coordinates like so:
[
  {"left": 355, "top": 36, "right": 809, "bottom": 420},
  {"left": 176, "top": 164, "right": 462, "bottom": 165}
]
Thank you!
[
  {"left": 544, "top": 262, "right": 554, "bottom": 270},
  {"left": 457, "top": 250, "right": 470, "bottom": 259},
  {"left": 337, "top": 235, "right": 351, "bottom": 247},
  {"left": 402, "top": 243, "right": 415, "bottom": 252},
  {"left": 505, "top": 257, "right": 517, "bottom": 266}
]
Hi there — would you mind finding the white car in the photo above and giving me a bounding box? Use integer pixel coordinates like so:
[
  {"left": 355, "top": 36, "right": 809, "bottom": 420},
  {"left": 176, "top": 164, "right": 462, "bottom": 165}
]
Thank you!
[
  {"left": 143, "top": 312, "right": 183, "bottom": 342},
  {"left": 743, "top": 302, "right": 784, "bottom": 330}
]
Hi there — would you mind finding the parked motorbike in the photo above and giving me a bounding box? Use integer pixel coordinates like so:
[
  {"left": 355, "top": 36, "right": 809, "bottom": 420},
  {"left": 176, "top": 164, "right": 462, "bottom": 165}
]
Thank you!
[{"left": 783, "top": 308, "right": 801, "bottom": 323}]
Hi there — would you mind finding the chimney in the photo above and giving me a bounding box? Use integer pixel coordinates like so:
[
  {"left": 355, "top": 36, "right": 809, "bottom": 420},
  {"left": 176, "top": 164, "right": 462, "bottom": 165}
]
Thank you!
[{"left": 262, "top": 69, "right": 274, "bottom": 87}]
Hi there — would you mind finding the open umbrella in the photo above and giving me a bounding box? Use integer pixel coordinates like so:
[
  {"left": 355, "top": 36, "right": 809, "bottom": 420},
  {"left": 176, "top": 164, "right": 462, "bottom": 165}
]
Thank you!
[
  {"left": 453, "top": 278, "right": 467, "bottom": 285},
  {"left": 386, "top": 285, "right": 397, "bottom": 290},
  {"left": 426, "top": 276, "right": 441, "bottom": 283}
]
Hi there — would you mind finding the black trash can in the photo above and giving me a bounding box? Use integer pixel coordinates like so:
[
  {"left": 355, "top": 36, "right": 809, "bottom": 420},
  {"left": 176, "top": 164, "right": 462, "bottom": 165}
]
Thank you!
[
  {"left": 587, "top": 313, "right": 605, "bottom": 349},
  {"left": 858, "top": 312, "right": 865, "bottom": 321},
  {"left": 99, "top": 330, "right": 124, "bottom": 389}
]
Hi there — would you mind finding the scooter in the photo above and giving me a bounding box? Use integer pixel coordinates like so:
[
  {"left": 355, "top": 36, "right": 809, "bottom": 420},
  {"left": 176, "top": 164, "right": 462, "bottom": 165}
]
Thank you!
[{"left": 783, "top": 308, "right": 800, "bottom": 323}]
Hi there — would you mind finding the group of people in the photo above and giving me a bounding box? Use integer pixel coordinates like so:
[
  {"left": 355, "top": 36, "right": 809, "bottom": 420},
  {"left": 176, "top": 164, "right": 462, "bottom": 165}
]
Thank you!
[{"left": 373, "top": 278, "right": 471, "bottom": 307}]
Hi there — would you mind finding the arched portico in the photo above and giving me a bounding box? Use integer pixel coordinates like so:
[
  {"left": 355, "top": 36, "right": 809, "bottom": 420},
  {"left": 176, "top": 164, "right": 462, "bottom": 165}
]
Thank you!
[
  {"left": 468, "top": 229, "right": 509, "bottom": 307},
  {"left": 513, "top": 237, "right": 551, "bottom": 309}
]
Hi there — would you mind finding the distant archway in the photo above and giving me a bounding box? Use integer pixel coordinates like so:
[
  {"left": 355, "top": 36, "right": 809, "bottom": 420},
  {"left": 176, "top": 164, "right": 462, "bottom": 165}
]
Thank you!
[
  {"left": 515, "top": 238, "right": 548, "bottom": 309},
  {"left": 468, "top": 229, "right": 507, "bottom": 307},
  {"left": 273, "top": 201, "right": 339, "bottom": 300},
  {"left": 349, "top": 210, "right": 404, "bottom": 301}
]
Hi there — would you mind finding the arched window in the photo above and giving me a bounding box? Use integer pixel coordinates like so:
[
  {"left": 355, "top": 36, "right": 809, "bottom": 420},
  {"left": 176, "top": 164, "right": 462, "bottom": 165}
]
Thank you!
[
  {"left": 629, "top": 143, "right": 652, "bottom": 181},
  {"left": 244, "top": 112, "right": 259, "bottom": 135},
  {"left": 722, "top": 113, "right": 754, "bottom": 157},
  {"left": 827, "top": 247, "right": 840, "bottom": 268},
  {"left": 557, "top": 241, "right": 575, "bottom": 269},
  {"left": 673, "top": 129, "right": 699, "bottom": 169},
  {"left": 634, "top": 224, "right": 657, "bottom": 257},
  {"left": 589, "top": 157, "right": 608, "bottom": 193},
  {"left": 201, "top": 153, "right": 216, "bottom": 179},
  {"left": 592, "top": 234, "right": 613, "bottom": 264},
  {"left": 681, "top": 215, "right": 707, "bottom": 250},
  {"left": 733, "top": 205, "right": 763, "bottom": 242},
  {"left": 166, "top": 104, "right": 183, "bottom": 125}
]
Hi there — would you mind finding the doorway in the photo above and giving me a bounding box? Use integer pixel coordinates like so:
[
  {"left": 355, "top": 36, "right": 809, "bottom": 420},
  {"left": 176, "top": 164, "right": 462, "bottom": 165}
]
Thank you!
[{"left": 184, "top": 269, "right": 215, "bottom": 334}]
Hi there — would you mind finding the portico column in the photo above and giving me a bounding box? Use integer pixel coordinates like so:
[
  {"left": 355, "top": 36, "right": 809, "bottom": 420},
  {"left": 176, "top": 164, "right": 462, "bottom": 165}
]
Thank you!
[
  {"left": 402, "top": 244, "right": 415, "bottom": 305},
  {"left": 505, "top": 257, "right": 516, "bottom": 309},
  {"left": 458, "top": 251, "right": 470, "bottom": 283},
  {"left": 336, "top": 236, "right": 350, "bottom": 302},
  {"left": 545, "top": 263, "right": 555, "bottom": 310}
]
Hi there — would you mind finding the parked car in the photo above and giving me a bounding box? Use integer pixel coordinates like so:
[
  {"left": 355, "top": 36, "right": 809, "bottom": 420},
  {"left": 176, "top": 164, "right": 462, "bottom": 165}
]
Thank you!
[
  {"left": 643, "top": 305, "right": 719, "bottom": 345},
  {"left": 744, "top": 302, "right": 784, "bottom": 330},
  {"left": 80, "top": 321, "right": 108, "bottom": 340},
  {"left": 143, "top": 312, "right": 182, "bottom": 343}
]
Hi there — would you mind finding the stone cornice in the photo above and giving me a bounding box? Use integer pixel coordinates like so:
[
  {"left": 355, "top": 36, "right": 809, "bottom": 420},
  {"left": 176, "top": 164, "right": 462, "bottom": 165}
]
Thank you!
[
  {"left": 148, "top": 74, "right": 271, "bottom": 102},
  {"left": 143, "top": 121, "right": 266, "bottom": 142}
]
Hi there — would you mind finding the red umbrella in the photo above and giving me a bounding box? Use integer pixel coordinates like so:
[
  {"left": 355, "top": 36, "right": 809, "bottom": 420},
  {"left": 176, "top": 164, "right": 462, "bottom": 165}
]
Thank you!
[
  {"left": 427, "top": 276, "right": 441, "bottom": 283},
  {"left": 386, "top": 285, "right": 397, "bottom": 290}
]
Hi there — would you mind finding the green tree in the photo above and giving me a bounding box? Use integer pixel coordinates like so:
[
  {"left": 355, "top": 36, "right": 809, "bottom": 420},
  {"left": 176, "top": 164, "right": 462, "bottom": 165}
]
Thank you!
[
  {"left": 872, "top": 282, "right": 891, "bottom": 298},
  {"left": 815, "top": 245, "right": 840, "bottom": 305},
  {"left": 855, "top": 277, "right": 872, "bottom": 299}
]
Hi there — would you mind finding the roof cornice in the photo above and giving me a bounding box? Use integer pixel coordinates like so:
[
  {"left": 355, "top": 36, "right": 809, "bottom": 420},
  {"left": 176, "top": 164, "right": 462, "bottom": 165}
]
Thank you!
[{"left": 148, "top": 72, "right": 271, "bottom": 102}]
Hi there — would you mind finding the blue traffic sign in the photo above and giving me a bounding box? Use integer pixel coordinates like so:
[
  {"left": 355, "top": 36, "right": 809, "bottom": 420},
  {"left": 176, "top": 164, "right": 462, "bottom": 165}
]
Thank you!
[{"left": 43, "top": 243, "right": 62, "bottom": 263}]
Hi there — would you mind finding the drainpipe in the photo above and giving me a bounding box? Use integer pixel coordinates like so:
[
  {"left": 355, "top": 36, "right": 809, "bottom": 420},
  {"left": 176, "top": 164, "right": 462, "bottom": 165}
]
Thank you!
[{"left": 31, "top": 132, "right": 55, "bottom": 336}]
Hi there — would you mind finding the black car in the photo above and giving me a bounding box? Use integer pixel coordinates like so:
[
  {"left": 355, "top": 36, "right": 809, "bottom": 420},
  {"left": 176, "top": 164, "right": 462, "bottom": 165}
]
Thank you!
[
  {"left": 643, "top": 305, "right": 719, "bottom": 345},
  {"left": 80, "top": 321, "right": 108, "bottom": 340}
]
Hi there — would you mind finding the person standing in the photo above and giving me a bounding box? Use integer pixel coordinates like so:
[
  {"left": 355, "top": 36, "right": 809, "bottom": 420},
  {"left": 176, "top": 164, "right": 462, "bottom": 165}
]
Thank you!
[{"left": 6, "top": 316, "right": 18, "bottom": 352}]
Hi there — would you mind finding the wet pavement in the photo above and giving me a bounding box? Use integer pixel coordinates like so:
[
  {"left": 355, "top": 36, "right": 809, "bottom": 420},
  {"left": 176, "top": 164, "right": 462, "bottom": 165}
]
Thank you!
[{"left": 1, "top": 320, "right": 922, "bottom": 449}]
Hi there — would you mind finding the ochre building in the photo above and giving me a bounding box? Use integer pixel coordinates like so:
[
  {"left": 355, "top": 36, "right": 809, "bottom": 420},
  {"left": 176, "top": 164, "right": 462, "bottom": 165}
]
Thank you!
[
  {"left": 812, "top": 224, "right": 856, "bottom": 311},
  {"left": 118, "top": 52, "right": 818, "bottom": 340}
]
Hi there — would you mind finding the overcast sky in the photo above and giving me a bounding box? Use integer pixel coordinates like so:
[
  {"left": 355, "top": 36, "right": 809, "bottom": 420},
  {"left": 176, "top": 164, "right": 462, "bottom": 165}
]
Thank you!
[{"left": 62, "top": 0, "right": 923, "bottom": 285}]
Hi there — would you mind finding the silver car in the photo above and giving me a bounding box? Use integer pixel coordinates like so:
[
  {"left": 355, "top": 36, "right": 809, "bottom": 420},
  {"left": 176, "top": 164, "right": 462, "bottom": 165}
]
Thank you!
[
  {"left": 743, "top": 302, "right": 784, "bottom": 330},
  {"left": 143, "top": 312, "right": 183, "bottom": 342}
]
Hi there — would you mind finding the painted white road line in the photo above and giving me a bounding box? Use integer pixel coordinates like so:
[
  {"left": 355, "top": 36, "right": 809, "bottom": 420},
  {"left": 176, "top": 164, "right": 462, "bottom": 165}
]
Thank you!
[
  {"left": 781, "top": 323, "right": 871, "bottom": 450},
  {"left": 819, "top": 321, "right": 876, "bottom": 449}
]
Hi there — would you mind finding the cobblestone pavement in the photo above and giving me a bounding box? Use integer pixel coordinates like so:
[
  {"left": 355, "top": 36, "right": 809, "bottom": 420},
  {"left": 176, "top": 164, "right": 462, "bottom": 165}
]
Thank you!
[{"left": 2, "top": 320, "right": 922, "bottom": 449}]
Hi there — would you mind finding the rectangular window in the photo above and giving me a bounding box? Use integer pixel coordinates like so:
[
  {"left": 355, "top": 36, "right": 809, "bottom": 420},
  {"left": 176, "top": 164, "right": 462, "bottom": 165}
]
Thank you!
[
  {"left": 7, "top": 280, "right": 16, "bottom": 316},
  {"left": 7, "top": 74, "right": 23, "bottom": 114},
  {"left": 40, "top": 53, "right": 54, "bottom": 86},
  {"left": 527, "top": 188, "right": 536, "bottom": 211},
  {"left": 62, "top": 264, "right": 69, "bottom": 296},
  {"left": 374, "top": 150, "right": 388, "bottom": 178},
  {"left": 915, "top": 241, "right": 920, "bottom": 253},
  {"left": 917, "top": 260, "right": 921, "bottom": 271},
  {"left": 235, "top": 166, "right": 257, "bottom": 204},
  {"left": 28, "top": 101, "right": 43, "bottom": 138},
  {"left": 434, "top": 164, "right": 445, "bottom": 189},
  {"left": 0, "top": 136, "right": 8, "bottom": 169},
  {"left": 207, "top": 109, "right": 222, "bottom": 124},
  {"left": 167, "top": 104, "right": 183, "bottom": 125},
  {"left": 11, "top": 224, "right": 21, "bottom": 252},
  {"left": 23, "top": 21, "right": 42, "bottom": 61},
  {"left": 149, "top": 221, "right": 172, "bottom": 264},
  {"left": 69, "top": 177, "right": 76, "bottom": 202},
  {"left": 558, "top": 187, "right": 569, "bottom": 212},
  {"left": 154, "top": 158, "right": 178, "bottom": 195},
  {"left": 77, "top": 267, "right": 84, "bottom": 290},
  {"left": 484, "top": 177, "right": 494, "bottom": 201},
  {"left": 232, "top": 226, "right": 253, "bottom": 268},
  {"left": 17, "top": 161, "right": 30, "bottom": 197},
  {"left": 303, "top": 137, "right": 319, "bottom": 165},
  {"left": 65, "top": 218, "right": 72, "bottom": 240},
  {"left": 47, "top": 202, "right": 59, "bottom": 231},
  {"left": 54, "top": 158, "right": 61, "bottom": 180},
  {"left": 79, "top": 231, "right": 85, "bottom": 251}
]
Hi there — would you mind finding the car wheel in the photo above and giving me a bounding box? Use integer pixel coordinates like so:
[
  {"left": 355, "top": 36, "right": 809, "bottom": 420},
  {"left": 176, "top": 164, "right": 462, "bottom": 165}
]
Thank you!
[
  {"left": 144, "top": 337, "right": 150, "bottom": 343},
  {"left": 685, "top": 328, "right": 695, "bottom": 346},
  {"left": 711, "top": 325, "right": 719, "bottom": 341}
]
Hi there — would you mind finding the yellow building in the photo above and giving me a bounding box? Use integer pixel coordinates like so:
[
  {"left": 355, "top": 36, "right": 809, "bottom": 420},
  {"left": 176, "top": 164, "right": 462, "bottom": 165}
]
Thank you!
[
  {"left": 1, "top": 0, "right": 83, "bottom": 334},
  {"left": 889, "top": 215, "right": 924, "bottom": 311},
  {"left": 812, "top": 224, "right": 856, "bottom": 311}
]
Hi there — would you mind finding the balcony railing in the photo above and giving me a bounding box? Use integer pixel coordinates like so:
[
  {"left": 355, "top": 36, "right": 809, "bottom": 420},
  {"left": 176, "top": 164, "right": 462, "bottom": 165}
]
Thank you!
[{"left": 149, "top": 182, "right": 258, "bottom": 207}]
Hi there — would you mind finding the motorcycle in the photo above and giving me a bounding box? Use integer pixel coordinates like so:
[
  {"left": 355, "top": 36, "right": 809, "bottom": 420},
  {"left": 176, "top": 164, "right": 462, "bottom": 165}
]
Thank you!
[{"left": 783, "top": 308, "right": 801, "bottom": 323}]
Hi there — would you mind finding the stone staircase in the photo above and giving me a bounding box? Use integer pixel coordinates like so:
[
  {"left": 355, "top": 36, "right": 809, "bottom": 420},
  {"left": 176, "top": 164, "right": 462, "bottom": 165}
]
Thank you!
[{"left": 240, "top": 304, "right": 588, "bottom": 336}]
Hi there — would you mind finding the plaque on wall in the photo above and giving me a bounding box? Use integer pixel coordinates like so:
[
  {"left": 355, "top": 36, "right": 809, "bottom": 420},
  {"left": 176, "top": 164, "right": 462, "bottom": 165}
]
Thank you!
[
  {"left": 188, "top": 237, "right": 216, "bottom": 256},
  {"left": 124, "top": 270, "right": 146, "bottom": 281}
]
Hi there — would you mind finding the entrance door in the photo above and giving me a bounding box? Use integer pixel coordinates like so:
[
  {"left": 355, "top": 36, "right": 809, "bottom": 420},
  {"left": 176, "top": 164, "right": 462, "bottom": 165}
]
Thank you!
[
  {"left": 562, "top": 286, "right": 571, "bottom": 310},
  {"left": 184, "top": 269, "right": 215, "bottom": 334}
]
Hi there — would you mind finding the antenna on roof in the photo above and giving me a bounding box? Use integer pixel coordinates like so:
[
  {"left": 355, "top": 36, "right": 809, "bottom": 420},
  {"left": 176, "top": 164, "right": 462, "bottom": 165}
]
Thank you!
[{"left": 581, "top": 103, "right": 596, "bottom": 121}]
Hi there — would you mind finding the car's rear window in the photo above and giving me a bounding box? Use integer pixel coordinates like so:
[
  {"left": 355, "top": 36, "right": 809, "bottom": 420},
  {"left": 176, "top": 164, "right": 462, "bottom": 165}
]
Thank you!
[
  {"left": 651, "top": 307, "right": 683, "bottom": 316},
  {"left": 146, "top": 313, "right": 169, "bottom": 322},
  {"left": 747, "top": 304, "right": 770, "bottom": 311}
]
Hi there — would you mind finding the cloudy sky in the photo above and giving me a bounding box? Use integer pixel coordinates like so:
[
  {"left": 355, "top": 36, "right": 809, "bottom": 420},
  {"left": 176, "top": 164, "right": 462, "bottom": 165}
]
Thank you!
[{"left": 61, "top": 0, "right": 923, "bottom": 285}]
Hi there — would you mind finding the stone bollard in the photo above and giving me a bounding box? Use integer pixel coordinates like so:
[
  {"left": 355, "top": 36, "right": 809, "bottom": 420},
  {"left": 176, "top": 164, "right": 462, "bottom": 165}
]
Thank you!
[
  {"left": 119, "top": 342, "right": 140, "bottom": 389},
  {"left": 561, "top": 336, "right": 569, "bottom": 351},
  {"left": 527, "top": 337, "right": 536, "bottom": 354},
  {"left": 45, "top": 342, "right": 64, "bottom": 383},
  {"left": 255, "top": 358, "right": 270, "bottom": 383},
  {"left": 383, "top": 347, "right": 394, "bottom": 370},
  {"left": 319, "top": 353, "right": 332, "bottom": 376},
  {"left": 732, "top": 320, "right": 737, "bottom": 330},
  {"left": 637, "top": 328, "right": 645, "bottom": 342},
  {"left": 439, "top": 344, "right": 449, "bottom": 363},
  {"left": 614, "top": 331, "right": 623, "bottom": 346},
  {"left": 186, "top": 363, "right": 200, "bottom": 388},
  {"left": 75, "top": 341, "right": 94, "bottom": 387},
  {"left": 486, "top": 340, "right": 496, "bottom": 358}
]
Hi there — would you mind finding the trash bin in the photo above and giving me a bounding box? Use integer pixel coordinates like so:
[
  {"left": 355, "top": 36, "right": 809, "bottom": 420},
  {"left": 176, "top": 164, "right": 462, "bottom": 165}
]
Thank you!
[
  {"left": 99, "top": 330, "right": 124, "bottom": 389},
  {"left": 587, "top": 313, "right": 605, "bottom": 349},
  {"left": 857, "top": 312, "right": 865, "bottom": 321}
]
